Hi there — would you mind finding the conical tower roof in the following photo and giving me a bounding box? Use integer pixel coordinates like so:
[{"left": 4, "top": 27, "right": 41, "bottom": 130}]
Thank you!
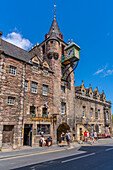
[{"left": 48, "top": 17, "right": 61, "bottom": 38}]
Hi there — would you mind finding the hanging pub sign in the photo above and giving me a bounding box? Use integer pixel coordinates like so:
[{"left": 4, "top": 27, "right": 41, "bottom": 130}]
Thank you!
[{"left": 62, "top": 42, "right": 80, "bottom": 66}]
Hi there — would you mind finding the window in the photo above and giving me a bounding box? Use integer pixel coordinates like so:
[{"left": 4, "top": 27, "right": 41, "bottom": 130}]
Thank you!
[
  {"left": 99, "top": 125, "right": 101, "bottom": 133},
  {"left": 51, "top": 41, "right": 53, "bottom": 44},
  {"left": 82, "top": 90, "right": 85, "bottom": 96},
  {"left": 42, "top": 85, "right": 48, "bottom": 96},
  {"left": 90, "top": 93, "right": 92, "bottom": 99},
  {"left": 106, "top": 111, "right": 109, "bottom": 120},
  {"left": 37, "top": 124, "right": 50, "bottom": 135},
  {"left": 43, "top": 67, "right": 48, "bottom": 72},
  {"left": 61, "top": 67, "right": 64, "bottom": 76},
  {"left": 91, "top": 124, "right": 94, "bottom": 132},
  {"left": 95, "top": 111, "right": 98, "bottom": 119},
  {"left": 9, "top": 66, "right": 16, "bottom": 75},
  {"left": 7, "top": 97, "right": 15, "bottom": 105},
  {"left": 30, "top": 106, "right": 35, "bottom": 115},
  {"left": 25, "top": 81, "right": 28, "bottom": 91},
  {"left": 98, "top": 110, "right": 100, "bottom": 119},
  {"left": 42, "top": 108, "right": 48, "bottom": 118},
  {"left": 83, "top": 106, "right": 85, "bottom": 117},
  {"left": 31, "top": 82, "right": 37, "bottom": 93},
  {"left": 91, "top": 108, "right": 93, "bottom": 118},
  {"left": 97, "top": 96, "right": 99, "bottom": 101},
  {"left": 61, "top": 102, "right": 66, "bottom": 114},
  {"left": 61, "top": 86, "right": 65, "bottom": 93}
]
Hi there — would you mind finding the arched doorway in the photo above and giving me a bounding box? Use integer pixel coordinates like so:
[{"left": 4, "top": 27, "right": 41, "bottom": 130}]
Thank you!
[{"left": 57, "top": 122, "right": 70, "bottom": 143}]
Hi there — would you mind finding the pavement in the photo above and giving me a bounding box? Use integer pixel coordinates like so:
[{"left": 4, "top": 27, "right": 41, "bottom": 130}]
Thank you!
[{"left": 0, "top": 138, "right": 113, "bottom": 160}]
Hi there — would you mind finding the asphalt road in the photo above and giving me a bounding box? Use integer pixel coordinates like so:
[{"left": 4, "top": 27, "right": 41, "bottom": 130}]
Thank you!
[{"left": 0, "top": 143, "right": 113, "bottom": 170}]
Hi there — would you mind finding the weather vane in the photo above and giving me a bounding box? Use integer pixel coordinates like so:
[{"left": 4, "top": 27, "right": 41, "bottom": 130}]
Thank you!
[{"left": 54, "top": 5, "right": 56, "bottom": 19}]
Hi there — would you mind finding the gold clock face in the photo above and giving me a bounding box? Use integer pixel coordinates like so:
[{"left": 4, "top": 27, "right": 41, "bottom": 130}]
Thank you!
[{"left": 66, "top": 48, "right": 74, "bottom": 58}]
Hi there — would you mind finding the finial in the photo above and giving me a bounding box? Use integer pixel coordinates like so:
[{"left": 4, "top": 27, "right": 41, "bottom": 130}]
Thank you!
[
  {"left": 68, "top": 39, "right": 70, "bottom": 44},
  {"left": 89, "top": 84, "right": 91, "bottom": 87},
  {"left": 54, "top": 5, "right": 56, "bottom": 19},
  {"left": 71, "top": 39, "right": 73, "bottom": 42}
]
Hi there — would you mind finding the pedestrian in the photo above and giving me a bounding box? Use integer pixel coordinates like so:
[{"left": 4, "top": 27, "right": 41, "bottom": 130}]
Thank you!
[
  {"left": 65, "top": 130, "right": 71, "bottom": 146},
  {"left": 61, "top": 132, "right": 65, "bottom": 144},
  {"left": 94, "top": 131, "right": 97, "bottom": 141},
  {"left": 80, "top": 133, "right": 84, "bottom": 144},
  {"left": 84, "top": 130, "right": 87, "bottom": 142},
  {"left": 90, "top": 132, "right": 94, "bottom": 144},
  {"left": 40, "top": 135, "right": 46, "bottom": 147},
  {"left": 48, "top": 136, "right": 52, "bottom": 147}
]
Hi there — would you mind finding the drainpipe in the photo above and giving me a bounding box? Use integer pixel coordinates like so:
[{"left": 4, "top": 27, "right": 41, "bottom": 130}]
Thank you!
[{"left": 21, "top": 63, "right": 26, "bottom": 145}]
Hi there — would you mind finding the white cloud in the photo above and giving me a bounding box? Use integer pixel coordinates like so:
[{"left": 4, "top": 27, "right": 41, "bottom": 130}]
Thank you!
[
  {"left": 93, "top": 69, "right": 104, "bottom": 75},
  {"left": 93, "top": 64, "right": 113, "bottom": 77},
  {"left": 2, "top": 32, "right": 33, "bottom": 50}
]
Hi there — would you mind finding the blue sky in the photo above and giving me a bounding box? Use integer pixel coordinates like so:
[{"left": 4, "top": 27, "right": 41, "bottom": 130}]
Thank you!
[{"left": 0, "top": 0, "right": 113, "bottom": 112}]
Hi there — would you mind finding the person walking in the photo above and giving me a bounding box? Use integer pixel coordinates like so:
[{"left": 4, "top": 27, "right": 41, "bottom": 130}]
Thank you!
[
  {"left": 61, "top": 132, "right": 65, "bottom": 144},
  {"left": 48, "top": 136, "right": 52, "bottom": 147},
  {"left": 84, "top": 130, "right": 87, "bottom": 142},
  {"left": 94, "top": 131, "right": 97, "bottom": 141},
  {"left": 65, "top": 130, "right": 71, "bottom": 146}
]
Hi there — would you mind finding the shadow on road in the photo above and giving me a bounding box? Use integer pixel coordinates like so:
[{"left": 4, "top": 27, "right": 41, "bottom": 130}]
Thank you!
[{"left": 12, "top": 145, "right": 113, "bottom": 170}]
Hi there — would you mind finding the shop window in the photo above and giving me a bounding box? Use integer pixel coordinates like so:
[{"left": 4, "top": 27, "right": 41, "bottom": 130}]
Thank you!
[
  {"left": 61, "top": 102, "right": 66, "bottom": 114},
  {"left": 31, "top": 82, "right": 37, "bottom": 94},
  {"left": 9, "top": 66, "right": 16, "bottom": 75},
  {"left": 30, "top": 106, "right": 35, "bottom": 116},
  {"left": 37, "top": 124, "right": 50, "bottom": 135},
  {"left": 42, "top": 85, "right": 48, "bottom": 96},
  {"left": 42, "top": 108, "right": 48, "bottom": 118},
  {"left": 61, "top": 86, "right": 65, "bottom": 93},
  {"left": 25, "top": 80, "right": 28, "bottom": 91}
]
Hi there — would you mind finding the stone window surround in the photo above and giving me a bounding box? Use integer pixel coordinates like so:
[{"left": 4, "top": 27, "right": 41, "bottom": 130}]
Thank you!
[
  {"left": 25, "top": 80, "right": 28, "bottom": 91},
  {"left": 42, "top": 84, "right": 48, "bottom": 96},
  {"left": 9, "top": 65, "right": 16, "bottom": 75},
  {"left": 61, "top": 85, "right": 65, "bottom": 93},
  {"left": 31, "top": 81, "right": 38, "bottom": 94},
  {"left": 7, "top": 96, "right": 15, "bottom": 105},
  {"left": 83, "top": 106, "right": 85, "bottom": 118},
  {"left": 61, "top": 102, "right": 66, "bottom": 114}
]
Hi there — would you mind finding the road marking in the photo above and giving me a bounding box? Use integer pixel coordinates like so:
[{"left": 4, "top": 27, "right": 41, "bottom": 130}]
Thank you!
[
  {"left": 105, "top": 148, "right": 113, "bottom": 151},
  {"left": 61, "top": 153, "right": 95, "bottom": 163}
]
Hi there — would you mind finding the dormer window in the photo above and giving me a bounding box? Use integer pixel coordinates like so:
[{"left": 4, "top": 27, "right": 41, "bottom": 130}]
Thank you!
[
  {"left": 82, "top": 90, "right": 85, "bottom": 96},
  {"left": 90, "top": 93, "right": 92, "bottom": 99},
  {"left": 97, "top": 96, "right": 99, "bottom": 101}
]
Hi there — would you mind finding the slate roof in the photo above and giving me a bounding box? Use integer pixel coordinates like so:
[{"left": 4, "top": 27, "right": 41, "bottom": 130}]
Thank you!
[
  {"left": 1, "top": 39, "right": 33, "bottom": 63},
  {"left": 48, "top": 18, "right": 61, "bottom": 38}
]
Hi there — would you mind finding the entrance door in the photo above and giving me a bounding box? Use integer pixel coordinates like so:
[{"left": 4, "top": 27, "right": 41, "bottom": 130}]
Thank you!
[
  {"left": 2, "top": 125, "right": 14, "bottom": 146},
  {"left": 57, "top": 122, "right": 70, "bottom": 143},
  {"left": 24, "top": 124, "right": 32, "bottom": 146},
  {"left": 80, "top": 128, "right": 82, "bottom": 140}
]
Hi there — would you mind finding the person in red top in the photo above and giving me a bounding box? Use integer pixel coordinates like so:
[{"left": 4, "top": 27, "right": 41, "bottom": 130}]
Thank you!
[{"left": 84, "top": 131, "right": 87, "bottom": 142}]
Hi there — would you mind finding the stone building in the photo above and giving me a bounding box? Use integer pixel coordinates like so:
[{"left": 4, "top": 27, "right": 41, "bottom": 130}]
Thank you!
[
  {"left": 75, "top": 81, "right": 112, "bottom": 141},
  {"left": 0, "top": 14, "right": 112, "bottom": 150},
  {"left": 0, "top": 14, "right": 80, "bottom": 149}
]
